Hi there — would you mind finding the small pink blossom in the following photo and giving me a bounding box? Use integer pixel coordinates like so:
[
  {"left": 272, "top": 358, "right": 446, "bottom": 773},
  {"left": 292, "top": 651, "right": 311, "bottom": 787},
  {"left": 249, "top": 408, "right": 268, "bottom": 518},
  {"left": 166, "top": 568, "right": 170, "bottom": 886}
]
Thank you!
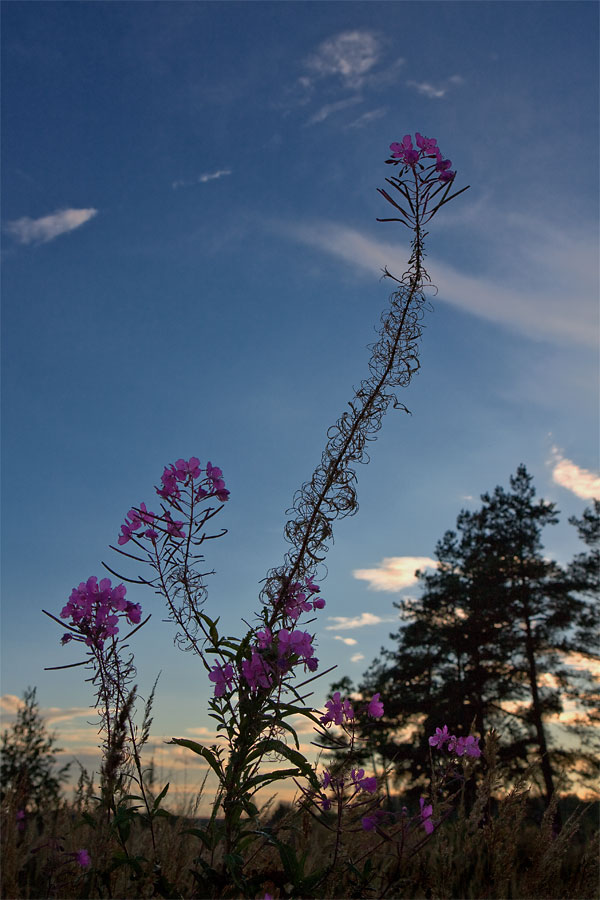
[
  {"left": 428, "top": 725, "right": 451, "bottom": 748},
  {"left": 241, "top": 650, "right": 273, "bottom": 692},
  {"left": 450, "top": 734, "right": 481, "bottom": 757},
  {"left": 256, "top": 627, "right": 272, "bottom": 649},
  {"left": 277, "top": 628, "right": 314, "bottom": 662},
  {"left": 208, "top": 662, "right": 235, "bottom": 698},
  {"left": 157, "top": 465, "right": 181, "bottom": 499},
  {"left": 367, "top": 693, "right": 384, "bottom": 718},
  {"left": 419, "top": 797, "right": 434, "bottom": 835},
  {"left": 351, "top": 769, "right": 377, "bottom": 794},
  {"left": 76, "top": 849, "right": 91, "bottom": 867},
  {"left": 361, "top": 808, "right": 386, "bottom": 831},
  {"left": 320, "top": 691, "right": 344, "bottom": 726}
]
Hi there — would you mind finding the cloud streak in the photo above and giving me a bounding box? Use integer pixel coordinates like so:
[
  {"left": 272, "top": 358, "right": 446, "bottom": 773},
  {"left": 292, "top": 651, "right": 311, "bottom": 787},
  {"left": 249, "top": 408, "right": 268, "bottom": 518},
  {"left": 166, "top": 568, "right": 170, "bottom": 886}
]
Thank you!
[
  {"left": 4, "top": 208, "right": 97, "bottom": 244},
  {"left": 306, "top": 96, "right": 363, "bottom": 126},
  {"left": 325, "top": 612, "right": 397, "bottom": 631},
  {"left": 550, "top": 448, "right": 600, "bottom": 499},
  {"left": 172, "top": 169, "right": 232, "bottom": 189},
  {"left": 345, "top": 107, "right": 387, "bottom": 130},
  {"left": 406, "top": 74, "right": 464, "bottom": 99},
  {"left": 354, "top": 556, "right": 437, "bottom": 592},
  {"left": 280, "top": 219, "right": 598, "bottom": 348}
]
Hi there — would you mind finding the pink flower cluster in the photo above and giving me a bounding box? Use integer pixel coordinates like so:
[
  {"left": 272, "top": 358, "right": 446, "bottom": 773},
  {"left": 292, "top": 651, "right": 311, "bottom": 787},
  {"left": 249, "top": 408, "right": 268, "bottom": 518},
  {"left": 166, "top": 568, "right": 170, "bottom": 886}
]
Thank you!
[
  {"left": 389, "top": 133, "right": 456, "bottom": 183},
  {"left": 118, "top": 456, "right": 230, "bottom": 547},
  {"left": 316, "top": 766, "right": 378, "bottom": 811},
  {"left": 428, "top": 725, "right": 482, "bottom": 757},
  {"left": 277, "top": 576, "right": 326, "bottom": 620},
  {"left": 241, "top": 649, "right": 274, "bottom": 692},
  {"left": 319, "top": 691, "right": 384, "bottom": 726},
  {"left": 60, "top": 576, "right": 141, "bottom": 649},
  {"left": 207, "top": 577, "right": 327, "bottom": 698},
  {"left": 157, "top": 458, "right": 230, "bottom": 503}
]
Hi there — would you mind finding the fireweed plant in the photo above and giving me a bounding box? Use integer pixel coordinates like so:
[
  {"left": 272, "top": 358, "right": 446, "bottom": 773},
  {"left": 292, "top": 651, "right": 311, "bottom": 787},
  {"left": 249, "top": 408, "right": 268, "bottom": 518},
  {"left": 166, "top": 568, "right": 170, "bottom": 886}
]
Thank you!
[{"left": 45, "top": 134, "right": 472, "bottom": 896}]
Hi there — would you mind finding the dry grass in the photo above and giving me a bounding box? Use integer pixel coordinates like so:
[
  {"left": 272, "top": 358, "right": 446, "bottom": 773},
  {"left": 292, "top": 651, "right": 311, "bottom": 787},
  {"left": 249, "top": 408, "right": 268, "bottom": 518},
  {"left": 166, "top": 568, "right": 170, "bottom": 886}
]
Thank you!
[{"left": 1, "top": 775, "right": 598, "bottom": 899}]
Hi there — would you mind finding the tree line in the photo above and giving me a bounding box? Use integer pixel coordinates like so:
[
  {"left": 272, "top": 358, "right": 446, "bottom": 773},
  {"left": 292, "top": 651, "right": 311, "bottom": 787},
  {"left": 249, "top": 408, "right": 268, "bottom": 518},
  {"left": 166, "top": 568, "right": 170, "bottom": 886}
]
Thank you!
[{"left": 326, "top": 465, "right": 599, "bottom": 810}]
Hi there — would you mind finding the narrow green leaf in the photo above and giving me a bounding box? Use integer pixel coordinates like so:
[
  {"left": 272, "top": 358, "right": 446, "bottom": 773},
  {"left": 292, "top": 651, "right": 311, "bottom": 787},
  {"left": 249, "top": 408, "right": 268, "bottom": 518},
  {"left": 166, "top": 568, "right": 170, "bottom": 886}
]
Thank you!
[
  {"left": 241, "top": 767, "right": 301, "bottom": 792},
  {"left": 169, "top": 739, "right": 223, "bottom": 780},
  {"left": 152, "top": 781, "right": 170, "bottom": 810}
]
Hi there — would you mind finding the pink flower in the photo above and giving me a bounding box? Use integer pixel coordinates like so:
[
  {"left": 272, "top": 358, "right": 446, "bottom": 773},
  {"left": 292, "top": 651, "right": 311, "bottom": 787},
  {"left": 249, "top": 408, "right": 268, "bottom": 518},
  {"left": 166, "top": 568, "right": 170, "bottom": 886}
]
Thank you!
[
  {"left": 241, "top": 650, "right": 273, "bottom": 692},
  {"left": 157, "top": 465, "right": 180, "bottom": 499},
  {"left": 342, "top": 698, "right": 354, "bottom": 720},
  {"left": 415, "top": 132, "right": 439, "bottom": 153},
  {"left": 117, "top": 522, "right": 136, "bottom": 545},
  {"left": 450, "top": 735, "right": 481, "bottom": 757},
  {"left": 351, "top": 769, "right": 377, "bottom": 794},
  {"left": 174, "top": 457, "right": 201, "bottom": 481},
  {"left": 320, "top": 691, "right": 344, "bottom": 726},
  {"left": 125, "top": 601, "right": 142, "bottom": 625},
  {"left": 76, "top": 849, "right": 91, "bottom": 867},
  {"left": 205, "top": 461, "right": 230, "bottom": 501},
  {"left": 277, "top": 628, "right": 314, "bottom": 661},
  {"left": 163, "top": 512, "right": 185, "bottom": 539},
  {"left": 367, "top": 693, "right": 384, "bottom": 718},
  {"left": 428, "top": 725, "right": 451, "bottom": 749},
  {"left": 256, "top": 628, "right": 272, "bottom": 649},
  {"left": 111, "top": 583, "right": 127, "bottom": 610},
  {"left": 318, "top": 794, "right": 331, "bottom": 811},
  {"left": 361, "top": 809, "right": 386, "bottom": 831},
  {"left": 208, "top": 662, "right": 235, "bottom": 698},
  {"left": 419, "top": 797, "right": 434, "bottom": 835},
  {"left": 390, "top": 135, "right": 419, "bottom": 166},
  {"left": 305, "top": 575, "right": 320, "bottom": 593}
]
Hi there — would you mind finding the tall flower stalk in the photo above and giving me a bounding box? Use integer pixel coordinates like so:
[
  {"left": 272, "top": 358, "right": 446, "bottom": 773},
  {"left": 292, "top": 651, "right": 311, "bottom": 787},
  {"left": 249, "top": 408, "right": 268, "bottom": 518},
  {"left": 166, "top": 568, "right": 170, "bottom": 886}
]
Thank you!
[{"left": 261, "top": 133, "right": 468, "bottom": 608}]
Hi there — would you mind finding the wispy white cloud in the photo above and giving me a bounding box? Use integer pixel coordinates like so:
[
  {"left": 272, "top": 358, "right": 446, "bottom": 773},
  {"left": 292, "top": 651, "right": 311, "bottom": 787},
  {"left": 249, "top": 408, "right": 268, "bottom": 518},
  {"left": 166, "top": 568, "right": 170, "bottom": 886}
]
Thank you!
[
  {"left": 279, "top": 218, "right": 598, "bottom": 348},
  {"left": 354, "top": 556, "right": 437, "bottom": 592},
  {"left": 0, "top": 696, "right": 93, "bottom": 728},
  {"left": 307, "top": 96, "right": 363, "bottom": 126},
  {"left": 0, "top": 694, "right": 23, "bottom": 715},
  {"left": 44, "top": 706, "right": 92, "bottom": 725},
  {"left": 345, "top": 107, "right": 387, "bottom": 130},
  {"left": 4, "top": 208, "right": 97, "bottom": 244},
  {"left": 305, "top": 30, "right": 381, "bottom": 89},
  {"left": 406, "top": 74, "right": 464, "bottom": 99},
  {"left": 325, "top": 612, "right": 397, "bottom": 631},
  {"left": 550, "top": 447, "right": 600, "bottom": 499},
  {"left": 172, "top": 169, "right": 232, "bottom": 190},
  {"left": 334, "top": 635, "right": 358, "bottom": 645},
  {"left": 350, "top": 653, "right": 365, "bottom": 663},
  {"left": 279, "top": 32, "right": 402, "bottom": 123}
]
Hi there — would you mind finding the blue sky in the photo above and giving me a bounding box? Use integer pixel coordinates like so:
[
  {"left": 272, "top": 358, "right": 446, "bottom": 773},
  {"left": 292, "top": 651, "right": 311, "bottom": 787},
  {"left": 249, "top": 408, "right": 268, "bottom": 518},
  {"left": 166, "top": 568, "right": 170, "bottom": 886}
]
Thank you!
[{"left": 2, "top": 2, "right": 599, "bottom": 801}]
